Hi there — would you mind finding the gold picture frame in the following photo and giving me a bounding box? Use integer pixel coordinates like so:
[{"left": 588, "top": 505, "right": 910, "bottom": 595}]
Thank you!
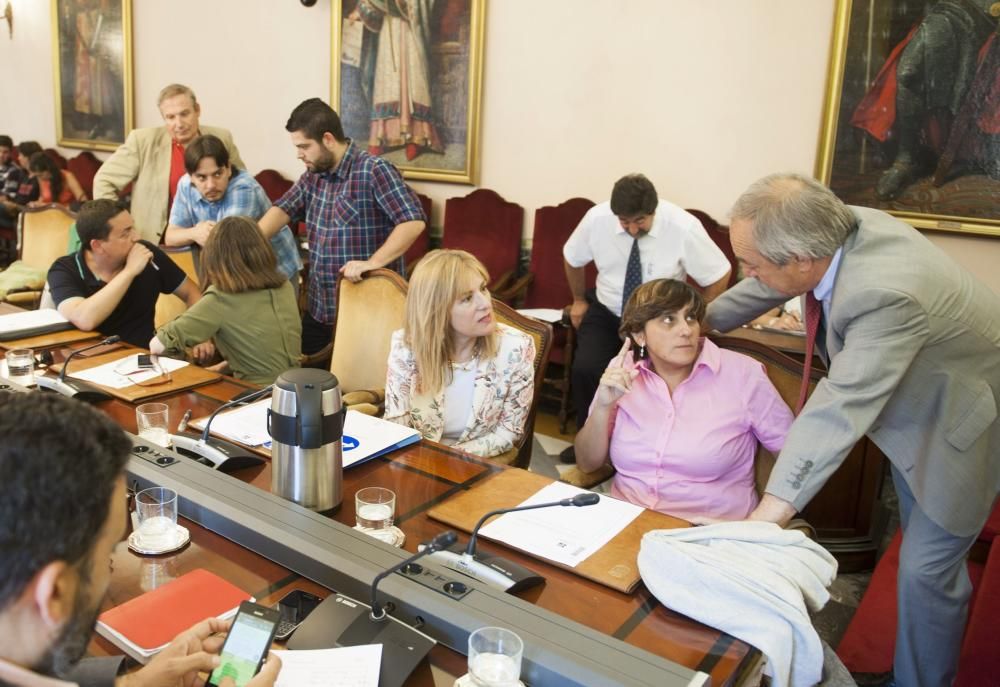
[
  {"left": 331, "top": 0, "right": 485, "bottom": 184},
  {"left": 815, "top": 0, "right": 1000, "bottom": 237},
  {"left": 52, "top": 0, "right": 134, "bottom": 152}
]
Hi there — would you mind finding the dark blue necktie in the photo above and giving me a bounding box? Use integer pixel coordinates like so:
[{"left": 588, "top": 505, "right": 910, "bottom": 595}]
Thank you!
[{"left": 622, "top": 237, "right": 642, "bottom": 313}]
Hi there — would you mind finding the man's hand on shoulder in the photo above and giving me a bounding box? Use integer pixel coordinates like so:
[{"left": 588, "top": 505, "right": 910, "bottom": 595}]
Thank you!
[
  {"left": 340, "top": 259, "right": 375, "bottom": 282},
  {"left": 124, "top": 242, "right": 154, "bottom": 277}
]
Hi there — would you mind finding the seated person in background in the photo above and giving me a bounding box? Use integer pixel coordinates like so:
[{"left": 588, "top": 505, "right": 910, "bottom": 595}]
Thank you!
[
  {"left": 48, "top": 199, "right": 205, "bottom": 349},
  {"left": 27, "top": 151, "right": 87, "bottom": 208},
  {"left": 0, "top": 392, "right": 281, "bottom": 687},
  {"left": 0, "top": 141, "right": 42, "bottom": 225},
  {"left": 164, "top": 134, "right": 301, "bottom": 287},
  {"left": 574, "top": 279, "right": 793, "bottom": 524},
  {"left": 748, "top": 297, "right": 804, "bottom": 332},
  {"left": 385, "top": 249, "right": 536, "bottom": 459},
  {"left": 151, "top": 216, "right": 301, "bottom": 385}
]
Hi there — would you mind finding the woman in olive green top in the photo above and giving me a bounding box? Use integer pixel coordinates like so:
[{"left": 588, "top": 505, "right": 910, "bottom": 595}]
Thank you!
[{"left": 150, "top": 216, "right": 301, "bottom": 385}]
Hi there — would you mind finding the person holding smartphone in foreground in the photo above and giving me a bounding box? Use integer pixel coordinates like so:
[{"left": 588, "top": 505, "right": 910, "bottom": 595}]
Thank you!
[{"left": 0, "top": 392, "right": 281, "bottom": 687}]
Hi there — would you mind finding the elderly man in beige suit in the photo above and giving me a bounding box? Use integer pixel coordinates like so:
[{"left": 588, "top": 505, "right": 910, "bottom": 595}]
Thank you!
[
  {"left": 707, "top": 173, "right": 1000, "bottom": 687},
  {"left": 93, "top": 84, "right": 244, "bottom": 243}
]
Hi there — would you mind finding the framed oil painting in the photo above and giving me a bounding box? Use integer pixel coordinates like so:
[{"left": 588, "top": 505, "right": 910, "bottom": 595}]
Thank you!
[
  {"left": 332, "top": 0, "right": 485, "bottom": 184},
  {"left": 52, "top": 0, "right": 133, "bottom": 151},
  {"left": 816, "top": 0, "right": 1000, "bottom": 237}
]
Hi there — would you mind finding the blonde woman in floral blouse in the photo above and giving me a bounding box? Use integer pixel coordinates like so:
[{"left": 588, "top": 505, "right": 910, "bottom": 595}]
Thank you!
[{"left": 385, "top": 249, "right": 535, "bottom": 458}]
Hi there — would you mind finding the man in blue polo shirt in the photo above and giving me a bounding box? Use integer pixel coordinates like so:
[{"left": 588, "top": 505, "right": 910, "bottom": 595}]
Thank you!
[
  {"left": 164, "top": 134, "right": 302, "bottom": 287},
  {"left": 258, "top": 98, "right": 426, "bottom": 354}
]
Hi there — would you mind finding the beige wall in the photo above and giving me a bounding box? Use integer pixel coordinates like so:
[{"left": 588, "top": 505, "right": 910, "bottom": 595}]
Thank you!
[{"left": 3, "top": 0, "right": 998, "bottom": 292}]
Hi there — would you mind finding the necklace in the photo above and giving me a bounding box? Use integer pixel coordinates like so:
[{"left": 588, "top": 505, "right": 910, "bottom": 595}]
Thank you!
[{"left": 450, "top": 356, "right": 478, "bottom": 372}]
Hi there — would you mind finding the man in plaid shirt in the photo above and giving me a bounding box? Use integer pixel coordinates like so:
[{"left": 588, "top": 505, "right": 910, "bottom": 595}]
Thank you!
[
  {"left": 259, "top": 98, "right": 426, "bottom": 354},
  {"left": 164, "top": 134, "right": 302, "bottom": 285}
]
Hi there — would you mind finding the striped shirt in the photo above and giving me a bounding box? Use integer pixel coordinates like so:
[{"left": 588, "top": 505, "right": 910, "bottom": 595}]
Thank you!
[
  {"left": 275, "top": 141, "right": 425, "bottom": 324},
  {"left": 169, "top": 169, "right": 302, "bottom": 281}
]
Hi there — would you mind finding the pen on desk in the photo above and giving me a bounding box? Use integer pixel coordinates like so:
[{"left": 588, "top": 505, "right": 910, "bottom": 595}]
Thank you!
[{"left": 177, "top": 409, "right": 192, "bottom": 433}]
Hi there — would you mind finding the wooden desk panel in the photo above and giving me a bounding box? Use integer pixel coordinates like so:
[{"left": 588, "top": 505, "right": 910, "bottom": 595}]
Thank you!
[{"left": 87, "top": 377, "right": 758, "bottom": 685}]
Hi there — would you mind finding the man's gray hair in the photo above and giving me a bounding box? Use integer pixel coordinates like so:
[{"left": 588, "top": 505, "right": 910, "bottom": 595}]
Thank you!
[
  {"left": 731, "top": 173, "right": 856, "bottom": 265},
  {"left": 157, "top": 83, "right": 198, "bottom": 108}
]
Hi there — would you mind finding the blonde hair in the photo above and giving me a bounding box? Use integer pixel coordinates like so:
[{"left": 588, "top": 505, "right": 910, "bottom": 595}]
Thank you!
[
  {"left": 201, "top": 216, "right": 285, "bottom": 294},
  {"left": 157, "top": 83, "right": 198, "bottom": 108},
  {"left": 404, "top": 249, "right": 499, "bottom": 396}
]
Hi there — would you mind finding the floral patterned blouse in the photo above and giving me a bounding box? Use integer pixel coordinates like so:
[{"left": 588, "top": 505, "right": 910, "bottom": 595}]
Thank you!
[{"left": 384, "top": 323, "right": 536, "bottom": 458}]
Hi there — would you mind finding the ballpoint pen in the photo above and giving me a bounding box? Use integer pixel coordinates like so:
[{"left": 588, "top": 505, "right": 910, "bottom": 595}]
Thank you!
[{"left": 177, "top": 408, "right": 193, "bottom": 433}]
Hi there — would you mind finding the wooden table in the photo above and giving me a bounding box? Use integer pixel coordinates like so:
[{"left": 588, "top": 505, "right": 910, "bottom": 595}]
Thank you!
[{"left": 78, "top": 372, "right": 761, "bottom": 686}]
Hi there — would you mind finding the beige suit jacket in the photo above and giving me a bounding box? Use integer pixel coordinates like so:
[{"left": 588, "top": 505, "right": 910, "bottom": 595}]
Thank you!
[
  {"left": 93, "top": 125, "right": 244, "bottom": 243},
  {"left": 707, "top": 207, "right": 1000, "bottom": 536}
]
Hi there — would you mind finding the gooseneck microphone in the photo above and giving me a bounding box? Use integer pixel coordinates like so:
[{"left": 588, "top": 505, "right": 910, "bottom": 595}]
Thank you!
[
  {"left": 370, "top": 531, "right": 457, "bottom": 621},
  {"left": 466, "top": 492, "right": 600, "bottom": 556},
  {"left": 58, "top": 335, "right": 121, "bottom": 383},
  {"left": 427, "top": 492, "right": 602, "bottom": 593},
  {"left": 169, "top": 385, "right": 273, "bottom": 472},
  {"left": 35, "top": 335, "right": 120, "bottom": 402}
]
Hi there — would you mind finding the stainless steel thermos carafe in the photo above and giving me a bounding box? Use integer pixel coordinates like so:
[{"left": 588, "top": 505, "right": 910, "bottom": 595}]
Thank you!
[{"left": 268, "top": 368, "right": 346, "bottom": 511}]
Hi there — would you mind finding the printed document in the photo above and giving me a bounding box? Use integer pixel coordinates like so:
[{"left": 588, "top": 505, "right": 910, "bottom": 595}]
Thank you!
[
  {"left": 69, "top": 354, "right": 188, "bottom": 389},
  {"left": 272, "top": 645, "right": 381, "bottom": 687},
  {"left": 479, "top": 481, "right": 643, "bottom": 567}
]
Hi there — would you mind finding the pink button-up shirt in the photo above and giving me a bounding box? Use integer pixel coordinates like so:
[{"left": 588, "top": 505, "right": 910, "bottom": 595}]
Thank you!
[{"left": 606, "top": 338, "right": 793, "bottom": 521}]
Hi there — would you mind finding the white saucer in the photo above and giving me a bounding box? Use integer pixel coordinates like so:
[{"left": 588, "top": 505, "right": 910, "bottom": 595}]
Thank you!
[
  {"left": 128, "top": 525, "right": 191, "bottom": 555},
  {"left": 354, "top": 524, "right": 405, "bottom": 548}
]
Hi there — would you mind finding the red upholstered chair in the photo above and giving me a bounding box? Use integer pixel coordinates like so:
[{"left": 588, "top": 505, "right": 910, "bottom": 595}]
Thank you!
[
  {"left": 66, "top": 152, "right": 101, "bottom": 199},
  {"left": 521, "top": 197, "right": 595, "bottom": 432},
  {"left": 403, "top": 193, "right": 432, "bottom": 277},
  {"left": 44, "top": 148, "right": 68, "bottom": 170},
  {"left": 686, "top": 208, "right": 738, "bottom": 288},
  {"left": 441, "top": 189, "right": 524, "bottom": 302},
  {"left": 254, "top": 169, "right": 293, "bottom": 203}
]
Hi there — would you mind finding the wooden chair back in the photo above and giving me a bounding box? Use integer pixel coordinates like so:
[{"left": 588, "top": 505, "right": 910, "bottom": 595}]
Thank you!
[
  {"left": 154, "top": 247, "right": 200, "bottom": 329},
  {"left": 330, "top": 268, "right": 408, "bottom": 393},
  {"left": 442, "top": 189, "right": 524, "bottom": 297},
  {"left": 18, "top": 205, "right": 76, "bottom": 271},
  {"left": 493, "top": 299, "right": 553, "bottom": 468}
]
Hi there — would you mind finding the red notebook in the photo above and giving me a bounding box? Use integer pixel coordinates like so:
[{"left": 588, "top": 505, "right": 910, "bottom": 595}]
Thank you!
[{"left": 96, "top": 569, "right": 251, "bottom": 662}]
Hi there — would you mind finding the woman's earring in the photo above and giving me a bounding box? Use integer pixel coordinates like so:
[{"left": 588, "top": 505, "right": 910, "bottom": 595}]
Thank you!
[{"left": 639, "top": 344, "right": 646, "bottom": 358}]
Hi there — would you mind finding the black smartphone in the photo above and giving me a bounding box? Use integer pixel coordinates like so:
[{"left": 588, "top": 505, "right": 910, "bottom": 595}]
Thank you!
[
  {"left": 274, "top": 589, "right": 322, "bottom": 640},
  {"left": 136, "top": 354, "right": 155, "bottom": 369},
  {"left": 205, "top": 601, "right": 280, "bottom": 687}
]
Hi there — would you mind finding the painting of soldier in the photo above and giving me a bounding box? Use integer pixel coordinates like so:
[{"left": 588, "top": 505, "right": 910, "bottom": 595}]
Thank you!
[{"left": 818, "top": 0, "right": 999, "bottom": 235}]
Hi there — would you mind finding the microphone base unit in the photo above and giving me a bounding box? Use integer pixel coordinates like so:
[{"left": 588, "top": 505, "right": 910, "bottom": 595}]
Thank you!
[
  {"left": 426, "top": 549, "right": 545, "bottom": 593},
  {"left": 35, "top": 375, "right": 113, "bottom": 403},
  {"left": 169, "top": 432, "right": 265, "bottom": 473},
  {"left": 288, "top": 592, "right": 435, "bottom": 687}
]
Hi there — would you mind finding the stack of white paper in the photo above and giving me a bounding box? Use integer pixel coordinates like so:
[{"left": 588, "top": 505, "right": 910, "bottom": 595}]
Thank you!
[
  {"left": 69, "top": 354, "right": 188, "bottom": 389},
  {"left": 479, "top": 481, "right": 643, "bottom": 567},
  {"left": 272, "top": 645, "right": 382, "bottom": 687}
]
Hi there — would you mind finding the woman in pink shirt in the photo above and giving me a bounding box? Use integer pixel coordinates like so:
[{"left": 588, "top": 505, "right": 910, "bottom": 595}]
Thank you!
[{"left": 574, "top": 279, "right": 793, "bottom": 524}]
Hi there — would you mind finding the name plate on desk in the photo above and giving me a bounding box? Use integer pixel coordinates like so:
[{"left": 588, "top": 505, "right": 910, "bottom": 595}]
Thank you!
[{"left": 427, "top": 469, "right": 690, "bottom": 594}]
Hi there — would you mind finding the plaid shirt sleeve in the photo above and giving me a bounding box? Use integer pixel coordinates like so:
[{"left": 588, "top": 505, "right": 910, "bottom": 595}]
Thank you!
[
  {"left": 274, "top": 175, "right": 309, "bottom": 222},
  {"left": 168, "top": 176, "right": 196, "bottom": 227},
  {"left": 370, "top": 160, "right": 426, "bottom": 226},
  {"left": 244, "top": 178, "right": 302, "bottom": 278}
]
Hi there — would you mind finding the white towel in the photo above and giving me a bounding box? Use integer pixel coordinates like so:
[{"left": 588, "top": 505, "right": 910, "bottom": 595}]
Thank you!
[{"left": 637, "top": 521, "right": 837, "bottom": 687}]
